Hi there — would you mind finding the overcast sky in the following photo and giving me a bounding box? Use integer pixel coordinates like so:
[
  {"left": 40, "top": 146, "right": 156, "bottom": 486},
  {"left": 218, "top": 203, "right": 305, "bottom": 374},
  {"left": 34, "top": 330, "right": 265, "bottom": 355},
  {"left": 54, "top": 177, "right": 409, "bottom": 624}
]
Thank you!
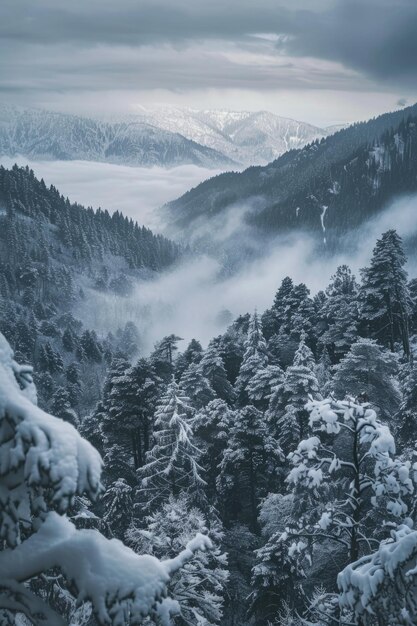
[{"left": 1, "top": 0, "right": 416, "bottom": 126}]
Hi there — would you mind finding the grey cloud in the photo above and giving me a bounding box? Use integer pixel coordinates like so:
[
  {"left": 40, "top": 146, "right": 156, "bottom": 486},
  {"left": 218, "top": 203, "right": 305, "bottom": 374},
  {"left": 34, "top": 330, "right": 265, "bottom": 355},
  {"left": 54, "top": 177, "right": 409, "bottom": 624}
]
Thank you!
[
  {"left": 283, "top": 0, "right": 417, "bottom": 86},
  {"left": 0, "top": 0, "right": 416, "bottom": 104}
]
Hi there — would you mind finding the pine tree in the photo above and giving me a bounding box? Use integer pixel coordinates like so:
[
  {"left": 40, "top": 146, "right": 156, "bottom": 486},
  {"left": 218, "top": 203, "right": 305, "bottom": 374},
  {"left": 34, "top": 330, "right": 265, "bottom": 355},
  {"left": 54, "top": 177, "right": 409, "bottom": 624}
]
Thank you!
[
  {"left": 360, "top": 229, "right": 411, "bottom": 358},
  {"left": 199, "top": 340, "right": 235, "bottom": 404},
  {"left": 267, "top": 334, "right": 320, "bottom": 456},
  {"left": 234, "top": 311, "right": 268, "bottom": 405},
  {"left": 126, "top": 494, "right": 228, "bottom": 626},
  {"left": 0, "top": 332, "right": 208, "bottom": 626},
  {"left": 280, "top": 397, "right": 414, "bottom": 623},
  {"left": 138, "top": 380, "right": 206, "bottom": 511},
  {"left": 50, "top": 386, "right": 78, "bottom": 426},
  {"left": 320, "top": 265, "right": 360, "bottom": 360},
  {"left": 180, "top": 362, "right": 215, "bottom": 409},
  {"left": 151, "top": 334, "right": 183, "bottom": 381},
  {"left": 193, "top": 399, "right": 234, "bottom": 502},
  {"left": 103, "top": 478, "right": 133, "bottom": 539},
  {"left": 218, "top": 405, "right": 282, "bottom": 529},
  {"left": 247, "top": 364, "right": 284, "bottom": 411},
  {"left": 332, "top": 338, "right": 400, "bottom": 421}
]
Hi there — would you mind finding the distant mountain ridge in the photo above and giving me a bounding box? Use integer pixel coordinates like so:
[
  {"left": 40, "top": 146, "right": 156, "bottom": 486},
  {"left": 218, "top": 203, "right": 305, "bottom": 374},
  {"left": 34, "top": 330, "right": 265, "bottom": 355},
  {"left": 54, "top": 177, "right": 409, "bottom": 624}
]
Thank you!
[
  {"left": 0, "top": 104, "right": 235, "bottom": 169},
  {"left": 132, "top": 106, "right": 332, "bottom": 165},
  {"left": 165, "top": 102, "right": 417, "bottom": 252}
]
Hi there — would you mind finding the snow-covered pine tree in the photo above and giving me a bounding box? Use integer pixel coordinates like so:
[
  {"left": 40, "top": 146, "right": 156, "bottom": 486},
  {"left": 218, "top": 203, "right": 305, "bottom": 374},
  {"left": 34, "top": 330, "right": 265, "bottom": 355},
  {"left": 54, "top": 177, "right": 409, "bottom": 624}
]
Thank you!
[
  {"left": 50, "top": 386, "right": 78, "bottom": 426},
  {"left": 102, "top": 477, "right": 133, "bottom": 539},
  {"left": 151, "top": 334, "right": 183, "bottom": 382},
  {"left": 314, "top": 345, "right": 332, "bottom": 391},
  {"left": 100, "top": 357, "right": 161, "bottom": 480},
  {"left": 250, "top": 493, "right": 303, "bottom": 623},
  {"left": 279, "top": 397, "right": 414, "bottom": 622},
  {"left": 193, "top": 399, "right": 234, "bottom": 502},
  {"left": 320, "top": 265, "right": 360, "bottom": 361},
  {"left": 338, "top": 521, "right": 417, "bottom": 625},
  {"left": 180, "top": 362, "right": 216, "bottom": 409},
  {"left": 199, "top": 339, "right": 235, "bottom": 405},
  {"left": 0, "top": 332, "right": 211, "bottom": 626},
  {"left": 267, "top": 333, "right": 320, "bottom": 456},
  {"left": 138, "top": 379, "right": 206, "bottom": 511},
  {"left": 331, "top": 338, "right": 400, "bottom": 421},
  {"left": 217, "top": 405, "right": 282, "bottom": 530},
  {"left": 234, "top": 311, "right": 268, "bottom": 405},
  {"left": 396, "top": 361, "right": 417, "bottom": 448},
  {"left": 126, "top": 493, "right": 228, "bottom": 626},
  {"left": 360, "top": 229, "right": 411, "bottom": 358},
  {"left": 247, "top": 364, "right": 284, "bottom": 411}
]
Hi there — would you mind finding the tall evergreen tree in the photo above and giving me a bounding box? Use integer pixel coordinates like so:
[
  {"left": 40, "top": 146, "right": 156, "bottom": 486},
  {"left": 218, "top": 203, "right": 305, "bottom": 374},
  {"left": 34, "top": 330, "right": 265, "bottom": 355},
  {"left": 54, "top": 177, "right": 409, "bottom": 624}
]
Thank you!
[
  {"left": 138, "top": 380, "right": 206, "bottom": 511},
  {"left": 332, "top": 338, "right": 400, "bottom": 421},
  {"left": 199, "top": 339, "right": 235, "bottom": 405},
  {"left": 234, "top": 311, "right": 268, "bottom": 406},
  {"left": 180, "top": 362, "right": 216, "bottom": 409},
  {"left": 360, "top": 229, "right": 411, "bottom": 358},
  {"left": 320, "top": 265, "right": 360, "bottom": 361},
  {"left": 218, "top": 405, "right": 282, "bottom": 530},
  {"left": 267, "top": 334, "right": 320, "bottom": 456}
]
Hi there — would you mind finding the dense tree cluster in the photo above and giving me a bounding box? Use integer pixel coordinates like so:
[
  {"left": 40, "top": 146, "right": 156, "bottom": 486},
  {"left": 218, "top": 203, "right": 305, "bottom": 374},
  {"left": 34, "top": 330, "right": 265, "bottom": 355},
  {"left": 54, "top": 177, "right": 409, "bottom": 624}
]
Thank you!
[
  {"left": 2, "top": 210, "right": 417, "bottom": 625},
  {"left": 0, "top": 165, "right": 182, "bottom": 420},
  {"left": 72, "top": 228, "right": 417, "bottom": 625}
]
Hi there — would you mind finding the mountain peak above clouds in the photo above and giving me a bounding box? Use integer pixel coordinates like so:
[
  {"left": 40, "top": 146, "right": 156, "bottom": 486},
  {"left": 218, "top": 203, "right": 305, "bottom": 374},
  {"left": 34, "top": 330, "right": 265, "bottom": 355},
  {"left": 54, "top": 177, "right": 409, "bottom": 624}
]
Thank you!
[{"left": 130, "top": 106, "right": 332, "bottom": 166}]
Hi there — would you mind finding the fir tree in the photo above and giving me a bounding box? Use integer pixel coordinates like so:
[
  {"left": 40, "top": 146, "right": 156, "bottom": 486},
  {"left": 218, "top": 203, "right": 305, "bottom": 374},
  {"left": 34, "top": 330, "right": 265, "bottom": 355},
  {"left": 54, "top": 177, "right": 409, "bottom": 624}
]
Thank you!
[
  {"left": 199, "top": 339, "right": 235, "bottom": 405},
  {"left": 193, "top": 399, "right": 234, "bottom": 502},
  {"left": 218, "top": 405, "right": 282, "bottom": 529},
  {"left": 126, "top": 494, "right": 228, "bottom": 626},
  {"left": 332, "top": 338, "right": 400, "bottom": 421},
  {"left": 360, "top": 229, "right": 411, "bottom": 358},
  {"left": 138, "top": 380, "right": 206, "bottom": 511},
  {"left": 103, "top": 478, "right": 133, "bottom": 539},
  {"left": 234, "top": 311, "right": 268, "bottom": 405},
  {"left": 180, "top": 362, "right": 216, "bottom": 409},
  {"left": 267, "top": 334, "right": 320, "bottom": 456},
  {"left": 320, "top": 265, "right": 360, "bottom": 360},
  {"left": 50, "top": 386, "right": 78, "bottom": 426}
]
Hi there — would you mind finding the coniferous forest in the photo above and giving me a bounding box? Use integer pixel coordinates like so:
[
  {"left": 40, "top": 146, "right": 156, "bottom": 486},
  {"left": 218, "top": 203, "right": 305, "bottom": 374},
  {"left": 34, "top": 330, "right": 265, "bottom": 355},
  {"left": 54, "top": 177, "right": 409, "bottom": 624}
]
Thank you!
[{"left": 2, "top": 157, "right": 417, "bottom": 625}]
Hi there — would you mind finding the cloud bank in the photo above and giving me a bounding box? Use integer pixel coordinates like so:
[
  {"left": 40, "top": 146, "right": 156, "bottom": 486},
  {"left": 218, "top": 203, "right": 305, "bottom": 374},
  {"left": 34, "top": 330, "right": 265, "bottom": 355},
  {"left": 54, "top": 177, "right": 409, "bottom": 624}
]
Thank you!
[
  {"left": 77, "top": 191, "right": 417, "bottom": 354},
  {"left": 0, "top": 157, "right": 220, "bottom": 230}
]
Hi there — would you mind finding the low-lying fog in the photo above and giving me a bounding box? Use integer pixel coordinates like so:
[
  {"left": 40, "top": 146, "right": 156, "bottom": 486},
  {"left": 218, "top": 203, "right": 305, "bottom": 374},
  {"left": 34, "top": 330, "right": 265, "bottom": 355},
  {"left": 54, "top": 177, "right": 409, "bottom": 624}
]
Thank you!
[
  {"left": 0, "top": 156, "right": 223, "bottom": 231},
  {"left": 2, "top": 156, "right": 416, "bottom": 355}
]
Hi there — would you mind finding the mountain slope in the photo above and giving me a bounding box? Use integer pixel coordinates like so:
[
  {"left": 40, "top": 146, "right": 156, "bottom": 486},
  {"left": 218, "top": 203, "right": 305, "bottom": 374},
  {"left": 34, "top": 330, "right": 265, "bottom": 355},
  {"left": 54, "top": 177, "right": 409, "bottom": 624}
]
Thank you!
[
  {"left": 0, "top": 104, "right": 234, "bottom": 168},
  {"left": 134, "top": 107, "right": 329, "bottom": 165},
  {"left": 165, "top": 103, "right": 417, "bottom": 251}
]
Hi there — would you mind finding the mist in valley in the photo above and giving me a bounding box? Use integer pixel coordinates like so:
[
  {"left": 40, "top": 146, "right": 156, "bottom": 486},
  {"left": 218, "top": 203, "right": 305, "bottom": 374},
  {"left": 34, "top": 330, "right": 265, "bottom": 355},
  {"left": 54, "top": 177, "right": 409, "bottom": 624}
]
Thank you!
[{"left": 76, "top": 184, "right": 417, "bottom": 355}]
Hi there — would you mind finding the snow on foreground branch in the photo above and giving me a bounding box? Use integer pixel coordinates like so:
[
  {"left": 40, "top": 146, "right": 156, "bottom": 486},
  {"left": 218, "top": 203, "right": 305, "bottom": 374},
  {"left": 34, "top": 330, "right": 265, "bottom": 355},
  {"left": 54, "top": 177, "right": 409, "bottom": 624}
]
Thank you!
[
  {"left": 0, "top": 332, "right": 212, "bottom": 625},
  {"left": 338, "top": 522, "right": 417, "bottom": 625}
]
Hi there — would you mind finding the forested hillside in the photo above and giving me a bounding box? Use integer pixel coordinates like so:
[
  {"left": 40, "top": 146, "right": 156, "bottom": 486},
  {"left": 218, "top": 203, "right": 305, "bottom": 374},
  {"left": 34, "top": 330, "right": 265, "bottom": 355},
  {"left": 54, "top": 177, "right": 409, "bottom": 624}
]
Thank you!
[
  {"left": 0, "top": 164, "right": 182, "bottom": 415},
  {"left": 3, "top": 227, "right": 414, "bottom": 625},
  {"left": 0, "top": 104, "right": 234, "bottom": 168},
  {"left": 76, "top": 229, "right": 417, "bottom": 625},
  {"left": 166, "top": 103, "right": 417, "bottom": 252}
]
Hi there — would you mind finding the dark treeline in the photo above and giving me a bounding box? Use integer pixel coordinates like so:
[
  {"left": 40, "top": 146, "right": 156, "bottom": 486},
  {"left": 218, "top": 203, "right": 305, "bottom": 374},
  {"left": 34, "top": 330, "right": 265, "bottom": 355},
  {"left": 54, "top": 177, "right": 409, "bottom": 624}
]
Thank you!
[
  {"left": 0, "top": 165, "right": 183, "bottom": 416},
  {"left": 167, "top": 103, "right": 417, "bottom": 253}
]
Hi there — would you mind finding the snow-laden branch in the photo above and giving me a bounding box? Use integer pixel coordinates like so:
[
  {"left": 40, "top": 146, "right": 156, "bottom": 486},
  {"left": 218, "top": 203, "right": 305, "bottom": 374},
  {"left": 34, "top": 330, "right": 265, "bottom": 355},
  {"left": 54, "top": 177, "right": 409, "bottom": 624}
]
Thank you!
[
  {"left": 0, "top": 333, "right": 213, "bottom": 625},
  {"left": 338, "top": 523, "right": 417, "bottom": 624}
]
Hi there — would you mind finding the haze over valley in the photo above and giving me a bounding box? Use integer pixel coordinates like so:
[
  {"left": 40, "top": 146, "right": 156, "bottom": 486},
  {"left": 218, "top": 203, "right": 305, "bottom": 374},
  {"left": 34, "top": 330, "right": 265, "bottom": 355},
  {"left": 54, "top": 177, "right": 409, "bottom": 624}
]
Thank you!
[{"left": 2, "top": 2, "right": 417, "bottom": 626}]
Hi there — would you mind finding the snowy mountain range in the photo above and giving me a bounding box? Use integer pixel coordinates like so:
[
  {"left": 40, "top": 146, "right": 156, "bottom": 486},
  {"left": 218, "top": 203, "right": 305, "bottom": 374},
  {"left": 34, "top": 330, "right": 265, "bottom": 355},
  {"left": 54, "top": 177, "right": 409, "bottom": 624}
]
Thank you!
[
  {"left": 131, "top": 106, "right": 336, "bottom": 166},
  {"left": 165, "top": 102, "right": 417, "bottom": 253},
  {"left": 0, "top": 104, "right": 234, "bottom": 169},
  {"left": 0, "top": 103, "right": 341, "bottom": 169}
]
